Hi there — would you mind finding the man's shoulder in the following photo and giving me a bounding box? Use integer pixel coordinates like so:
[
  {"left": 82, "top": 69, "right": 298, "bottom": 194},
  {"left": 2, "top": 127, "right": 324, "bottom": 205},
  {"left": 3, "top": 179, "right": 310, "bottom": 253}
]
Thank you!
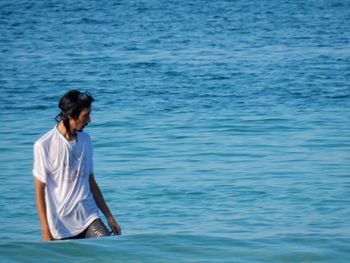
[
  {"left": 78, "top": 131, "right": 92, "bottom": 142},
  {"left": 35, "top": 127, "right": 57, "bottom": 147}
]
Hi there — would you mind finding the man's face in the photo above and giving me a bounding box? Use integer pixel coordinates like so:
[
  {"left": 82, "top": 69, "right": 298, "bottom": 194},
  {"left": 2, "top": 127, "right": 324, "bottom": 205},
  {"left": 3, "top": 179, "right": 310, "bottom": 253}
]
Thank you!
[{"left": 71, "top": 107, "right": 91, "bottom": 132}]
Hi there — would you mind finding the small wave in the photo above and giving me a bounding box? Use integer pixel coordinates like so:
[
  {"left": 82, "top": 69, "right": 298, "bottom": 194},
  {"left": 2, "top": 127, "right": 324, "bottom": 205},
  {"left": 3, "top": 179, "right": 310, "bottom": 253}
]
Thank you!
[
  {"left": 1, "top": 234, "right": 347, "bottom": 263},
  {"left": 326, "top": 93, "right": 350, "bottom": 99}
]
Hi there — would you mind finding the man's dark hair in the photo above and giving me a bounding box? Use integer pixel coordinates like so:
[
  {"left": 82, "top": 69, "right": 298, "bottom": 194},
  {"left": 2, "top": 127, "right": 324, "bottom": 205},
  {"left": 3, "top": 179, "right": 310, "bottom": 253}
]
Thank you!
[{"left": 55, "top": 90, "right": 94, "bottom": 132}]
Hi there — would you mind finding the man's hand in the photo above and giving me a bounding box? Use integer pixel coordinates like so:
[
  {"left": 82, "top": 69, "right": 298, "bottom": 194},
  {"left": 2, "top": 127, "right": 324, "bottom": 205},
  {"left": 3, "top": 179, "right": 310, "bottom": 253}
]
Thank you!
[
  {"left": 89, "top": 174, "right": 122, "bottom": 236},
  {"left": 108, "top": 217, "right": 121, "bottom": 235},
  {"left": 41, "top": 228, "right": 53, "bottom": 241}
]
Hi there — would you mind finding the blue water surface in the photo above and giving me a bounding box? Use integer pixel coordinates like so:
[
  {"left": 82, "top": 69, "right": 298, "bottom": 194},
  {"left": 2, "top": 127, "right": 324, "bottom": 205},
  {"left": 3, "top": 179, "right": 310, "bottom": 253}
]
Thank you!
[{"left": 0, "top": 0, "right": 350, "bottom": 262}]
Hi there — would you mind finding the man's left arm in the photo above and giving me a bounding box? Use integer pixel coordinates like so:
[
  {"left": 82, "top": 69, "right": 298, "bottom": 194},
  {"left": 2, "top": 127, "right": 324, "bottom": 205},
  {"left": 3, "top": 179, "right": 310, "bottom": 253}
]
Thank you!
[{"left": 89, "top": 173, "right": 121, "bottom": 235}]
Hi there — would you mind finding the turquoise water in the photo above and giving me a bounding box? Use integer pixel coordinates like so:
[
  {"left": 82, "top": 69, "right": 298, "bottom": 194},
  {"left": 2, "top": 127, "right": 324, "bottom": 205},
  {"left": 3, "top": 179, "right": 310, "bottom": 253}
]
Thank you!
[{"left": 1, "top": 0, "right": 350, "bottom": 262}]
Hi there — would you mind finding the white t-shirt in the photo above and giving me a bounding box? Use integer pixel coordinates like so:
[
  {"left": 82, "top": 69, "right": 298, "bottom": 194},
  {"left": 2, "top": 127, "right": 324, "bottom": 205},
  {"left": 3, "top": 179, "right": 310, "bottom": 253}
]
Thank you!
[{"left": 33, "top": 126, "right": 99, "bottom": 239}]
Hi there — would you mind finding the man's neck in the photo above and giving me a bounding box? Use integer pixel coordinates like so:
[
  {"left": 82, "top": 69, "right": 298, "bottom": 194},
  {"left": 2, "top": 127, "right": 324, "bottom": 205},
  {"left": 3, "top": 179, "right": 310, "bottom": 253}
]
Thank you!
[{"left": 57, "top": 121, "right": 77, "bottom": 141}]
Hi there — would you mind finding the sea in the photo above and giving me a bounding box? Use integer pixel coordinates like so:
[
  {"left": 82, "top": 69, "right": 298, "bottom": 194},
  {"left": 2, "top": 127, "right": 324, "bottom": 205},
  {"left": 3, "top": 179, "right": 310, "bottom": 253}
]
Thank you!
[{"left": 0, "top": 0, "right": 349, "bottom": 262}]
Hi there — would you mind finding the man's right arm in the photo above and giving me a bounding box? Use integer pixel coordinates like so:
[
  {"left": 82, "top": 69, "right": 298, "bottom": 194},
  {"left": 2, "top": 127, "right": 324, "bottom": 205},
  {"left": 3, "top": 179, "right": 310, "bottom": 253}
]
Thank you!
[{"left": 34, "top": 177, "right": 53, "bottom": 241}]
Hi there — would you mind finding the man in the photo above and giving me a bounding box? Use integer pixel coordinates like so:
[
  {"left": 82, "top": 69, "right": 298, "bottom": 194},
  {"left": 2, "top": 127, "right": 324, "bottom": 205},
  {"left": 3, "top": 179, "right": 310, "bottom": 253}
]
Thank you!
[{"left": 33, "top": 90, "right": 121, "bottom": 241}]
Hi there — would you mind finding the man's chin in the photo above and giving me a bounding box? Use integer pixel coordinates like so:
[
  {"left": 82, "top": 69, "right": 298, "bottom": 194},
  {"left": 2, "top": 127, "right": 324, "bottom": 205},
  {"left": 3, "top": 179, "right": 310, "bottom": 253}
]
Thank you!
[
  {"left": 77, "top": 123, "right": 88, "bottom": 132},
  {"left": 78, "top": 126, "right": 86, "bottom": 132}
]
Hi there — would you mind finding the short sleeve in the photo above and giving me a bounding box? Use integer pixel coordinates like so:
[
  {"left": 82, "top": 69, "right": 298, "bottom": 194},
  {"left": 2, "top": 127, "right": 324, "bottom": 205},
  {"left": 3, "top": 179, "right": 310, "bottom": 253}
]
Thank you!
[
  {"left": 32, "top": 142, "right": 47, "bottom": 183},
  {"left": 86, "top": 134, "right": 94, "bottom": 175}
]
